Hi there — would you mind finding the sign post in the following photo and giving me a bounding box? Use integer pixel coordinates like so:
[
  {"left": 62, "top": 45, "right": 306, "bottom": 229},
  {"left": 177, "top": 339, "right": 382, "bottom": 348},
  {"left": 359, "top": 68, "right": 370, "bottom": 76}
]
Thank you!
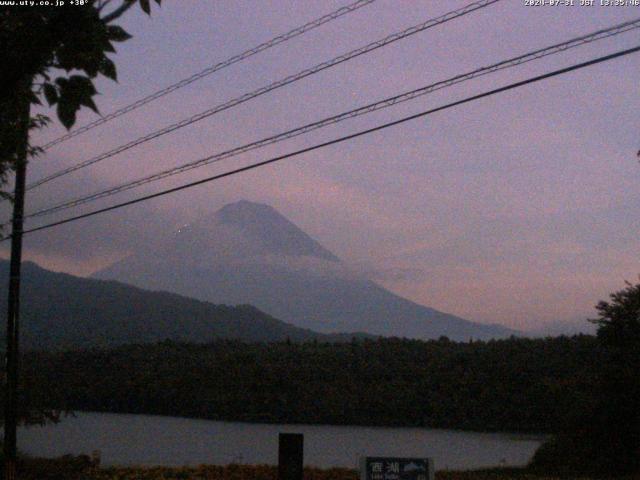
[
  {"left": 278, "top": 433, "right": 304, "bottom": 480},
  {"left": 360, "top": 457, "right": 434, "bottom": 480}
]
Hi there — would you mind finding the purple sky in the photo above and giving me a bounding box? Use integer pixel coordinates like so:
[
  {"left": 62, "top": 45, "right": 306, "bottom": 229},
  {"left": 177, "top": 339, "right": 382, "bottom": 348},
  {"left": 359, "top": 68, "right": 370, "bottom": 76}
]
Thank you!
[{"left": 2, "top": 0, "right": 639, "bottom": 331}]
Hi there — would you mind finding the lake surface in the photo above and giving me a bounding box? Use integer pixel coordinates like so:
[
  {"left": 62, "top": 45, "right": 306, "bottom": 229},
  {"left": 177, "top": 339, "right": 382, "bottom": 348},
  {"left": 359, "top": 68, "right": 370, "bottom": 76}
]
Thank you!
[{"left": 18, "top": 412, "right": 544, "bottom": 471}]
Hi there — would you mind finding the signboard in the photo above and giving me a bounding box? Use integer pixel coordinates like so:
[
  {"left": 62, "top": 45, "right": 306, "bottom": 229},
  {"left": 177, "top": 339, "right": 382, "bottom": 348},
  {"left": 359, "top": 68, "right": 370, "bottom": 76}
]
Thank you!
[{"left": 360, "top": 457, "right": 434, "bottom": 480}]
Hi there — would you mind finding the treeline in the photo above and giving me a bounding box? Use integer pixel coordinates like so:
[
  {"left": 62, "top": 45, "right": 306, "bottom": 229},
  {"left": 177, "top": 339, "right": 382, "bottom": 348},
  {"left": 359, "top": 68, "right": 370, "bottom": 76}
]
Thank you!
[{"left": 19, "top": 335, "right": 600, "bottom": 434}]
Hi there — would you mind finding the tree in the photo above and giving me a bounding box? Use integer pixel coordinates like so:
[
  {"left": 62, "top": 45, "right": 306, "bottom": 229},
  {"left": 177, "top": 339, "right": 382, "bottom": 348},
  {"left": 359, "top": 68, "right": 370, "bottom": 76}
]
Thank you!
[
  {"left": 592, "top": 279, "right": 640, "bottom": 348},
  {"left": 531, "top": 278, "right": 640, "bottom": 476},
  {"left": 588, "top": 279, "right": 640, "bottom": 475},
  {"left": 1, "top": 1, "right": 161, "bottom": 477},
  {"left": 1, "top": 0, "right": 161, "bottom": 182}
]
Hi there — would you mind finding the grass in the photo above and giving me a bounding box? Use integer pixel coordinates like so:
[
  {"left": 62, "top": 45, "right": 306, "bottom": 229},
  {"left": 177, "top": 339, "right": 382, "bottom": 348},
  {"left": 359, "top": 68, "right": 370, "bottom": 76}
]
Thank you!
[{"left": 10, "top": 455, "right": 632, "bottom": 480}]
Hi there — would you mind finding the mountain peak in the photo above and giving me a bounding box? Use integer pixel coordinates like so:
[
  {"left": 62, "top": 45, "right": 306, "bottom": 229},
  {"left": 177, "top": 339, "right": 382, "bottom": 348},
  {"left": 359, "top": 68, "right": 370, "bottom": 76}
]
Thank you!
[
  {"left": 219, "top": 199, "right": 277, "bottom": 213},
  {"left": 216, "top": 200, "right": 283, "bottom": 226},
  {"left": 203, "top": 200, "right": 338, "bottom": 261}
]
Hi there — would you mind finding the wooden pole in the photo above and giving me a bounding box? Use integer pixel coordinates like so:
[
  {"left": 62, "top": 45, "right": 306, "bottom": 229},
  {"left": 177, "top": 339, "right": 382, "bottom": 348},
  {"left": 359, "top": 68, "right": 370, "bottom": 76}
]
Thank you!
[
  {"left": 4, "top": 84, "right": 30, "bottom": 480},
  {"left": 278, "top": 433, "right": 304, "bottom": 480}
]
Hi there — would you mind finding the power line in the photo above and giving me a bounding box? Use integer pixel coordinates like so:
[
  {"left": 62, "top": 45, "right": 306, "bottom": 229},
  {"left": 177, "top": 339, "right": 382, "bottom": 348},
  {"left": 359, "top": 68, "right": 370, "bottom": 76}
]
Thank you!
[
  {"left": 23, "top": 17, "right": 640, "bottom": 220},
  {"left": 38, "top": 0, "right": 377, "bottom": 151},
  {"left": 26, "top": 0, "right": 500, "bottom": 192},
  {"left": 15, "top": 44, "right": 640, "bottom": 239}
]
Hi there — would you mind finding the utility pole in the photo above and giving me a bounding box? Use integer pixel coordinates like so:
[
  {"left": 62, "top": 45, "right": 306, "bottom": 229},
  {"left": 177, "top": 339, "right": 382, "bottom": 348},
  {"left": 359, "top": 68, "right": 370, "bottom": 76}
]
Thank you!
[{"left": 4, "top": 84, "right": 30, "bottom": 480}]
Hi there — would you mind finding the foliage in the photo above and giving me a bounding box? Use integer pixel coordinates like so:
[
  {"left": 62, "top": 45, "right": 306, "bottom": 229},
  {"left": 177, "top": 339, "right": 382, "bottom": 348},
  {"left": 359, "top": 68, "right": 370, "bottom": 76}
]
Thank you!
[
  {"left": 0, "top": 0, "right": 161, "bottom": 197},
  {"left": 591, "top": 279, "right": 640, "bottom": 348},
  {"left": 18, "top": 335, "right": 598, "bottom": 434},
  {"left": 530, "top": 279, "right": 640, "bottom": 477}
]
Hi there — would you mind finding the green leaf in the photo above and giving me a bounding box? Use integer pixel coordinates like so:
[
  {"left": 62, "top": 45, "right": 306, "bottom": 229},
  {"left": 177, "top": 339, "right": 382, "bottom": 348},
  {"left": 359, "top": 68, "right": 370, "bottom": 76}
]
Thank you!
[
  {"left": 67, "top": 75, "right": 97, "bottom": 95},
  {"left": 43, "top": 83, "right": 58, "bottom": 106},
  {"left": 68, "top": 76, "right": 99, "bottom": 113},
  {"left": 29, "top": 114, "right": 50, "bottom": 130},
  {"left": 54, "top": 75, "right": 100, "bottom": 128},
  {"left": 83, "top": 58, "right": 102, "bottom": 78},
  {"left": 140, "top": 0, "right": 150, "bottom": 14},
  {"left": 81, "top": 96, "right": 100, "bottom": 115},
  {"left": 107, "top": 25, "right": 132, "bottom": 42},
  {"left": 55, "top": 77, "right": 68, "bottom": 88},
  {"left": 98, "top": 57, "right": 117, "bottom": 82},
  {"left": 57, "top": 98, "right": 77, "bottom": 130},
  {"left": 28, "top": 90, "right": 42, "bottom": 106},
  {"left": 102, "top": 37, "right": 117, "bottom": 53}
]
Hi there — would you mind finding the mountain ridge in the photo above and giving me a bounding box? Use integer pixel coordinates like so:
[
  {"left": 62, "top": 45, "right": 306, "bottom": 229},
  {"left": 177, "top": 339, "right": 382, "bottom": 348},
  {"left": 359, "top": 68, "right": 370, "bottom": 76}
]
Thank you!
[{"left": 0, "top": 260, "right": 371, "bottom": 350}]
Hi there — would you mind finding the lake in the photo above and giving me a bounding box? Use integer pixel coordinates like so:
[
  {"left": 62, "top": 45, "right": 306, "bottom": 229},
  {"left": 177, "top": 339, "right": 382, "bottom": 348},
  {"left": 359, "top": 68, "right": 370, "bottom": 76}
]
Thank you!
[{"left": 18, "top": 411, "right": 544, "bottom": 471}]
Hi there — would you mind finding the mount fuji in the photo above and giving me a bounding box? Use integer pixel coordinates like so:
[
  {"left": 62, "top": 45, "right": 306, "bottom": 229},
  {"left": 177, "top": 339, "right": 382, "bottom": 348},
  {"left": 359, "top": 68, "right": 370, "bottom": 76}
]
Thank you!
[{"left": 93, "top": 200, "right": 516, "bottom": 340}]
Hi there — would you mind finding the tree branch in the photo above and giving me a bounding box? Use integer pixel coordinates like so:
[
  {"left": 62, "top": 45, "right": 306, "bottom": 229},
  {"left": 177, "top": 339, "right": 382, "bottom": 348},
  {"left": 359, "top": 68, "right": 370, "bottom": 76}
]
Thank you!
[
  {"left": 101, "top": 0, "right": 136, "bottom": 23},
  {"left": 97, "top": 0, "right": 114, "bottom": 13}
]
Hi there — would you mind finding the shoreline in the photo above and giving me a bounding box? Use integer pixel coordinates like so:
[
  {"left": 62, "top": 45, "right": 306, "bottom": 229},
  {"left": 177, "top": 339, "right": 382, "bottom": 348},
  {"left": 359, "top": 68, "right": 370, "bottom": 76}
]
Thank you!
[
  {"left": 53, "top": 409, "right": 551, "bottom": 439},
  {"left": 16, "top": 455, "right": 618, "bottom": 480}
]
